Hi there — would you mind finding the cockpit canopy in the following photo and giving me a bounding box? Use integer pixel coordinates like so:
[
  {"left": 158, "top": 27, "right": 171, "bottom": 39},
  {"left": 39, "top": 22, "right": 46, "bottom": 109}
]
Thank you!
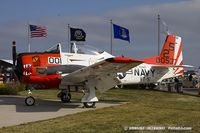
[
  {"left": 70, "top": 43, "right": 104, "bottom": 55},
  {"left": 46, "top": 42, "right": 104, "bottom": 55}
]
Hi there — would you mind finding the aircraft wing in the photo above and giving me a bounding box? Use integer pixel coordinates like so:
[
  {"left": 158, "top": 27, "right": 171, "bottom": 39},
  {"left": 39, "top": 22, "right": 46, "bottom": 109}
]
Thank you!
[
  {"left": 151, "top": 64, "right": 193, "bottom": 68},
  {"left": 59, "top": 57, "right": 143, "bottom": 92}
]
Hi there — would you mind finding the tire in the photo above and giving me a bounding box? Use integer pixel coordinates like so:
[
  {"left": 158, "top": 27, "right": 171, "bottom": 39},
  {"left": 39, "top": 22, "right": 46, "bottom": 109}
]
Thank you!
[
  {"left": 148, "top": 84, "right": 156, "bottom": 89},
  {"left": 61, "top": 93, "right": 71, "bottom": 103},
  {"left": 83, "top": 102, "right": 96, "bottom": 108},
  {"left": 25, "top": 96, "right": 35, "bottom": 106}
]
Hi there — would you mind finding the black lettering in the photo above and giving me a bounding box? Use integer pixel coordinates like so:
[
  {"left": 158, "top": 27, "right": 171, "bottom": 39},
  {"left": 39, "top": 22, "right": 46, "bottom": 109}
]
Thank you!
[
  {"left": 169, "top": 58, "right": 175, "bottom": 64},
  {"left": 165, "top": 58, "right": 169, "bottom": 64},
  {"left": 145, "top": 70, "right": 150, "bottom": 76},
  {"left": 55, "top": 58, "right": 59, "bottom": 64},
  {"left": 151, "top": 69, "right": 155, "bottom": 77},
  {"left": 48, "top": 57, "right": 61, "bottom": 64},
  {"left": 163, "top": 49, "right": 169, "bottom": 58},
  {"left": 141, "top": 69, "right": 145, "bottom": 76},
  {"left": 161, "top": 58, "right": 165, "bottom": 63},
  {"left": 169, "top": 43, "right": 175, "bottom": 51},
  {"left": 49, "top": 57, "right": 54, "bottom": 63},
  {"left": 134, "top": 69, "right": 140, "bottom": 76}
]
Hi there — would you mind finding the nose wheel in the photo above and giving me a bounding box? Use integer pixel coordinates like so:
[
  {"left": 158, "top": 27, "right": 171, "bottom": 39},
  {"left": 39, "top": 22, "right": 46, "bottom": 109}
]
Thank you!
[
  {"left": 25, "top": 96, "right": 35, "bottom": 106},
  {"left": 25, "top": 85, "right": 35, "bottom": 106}
]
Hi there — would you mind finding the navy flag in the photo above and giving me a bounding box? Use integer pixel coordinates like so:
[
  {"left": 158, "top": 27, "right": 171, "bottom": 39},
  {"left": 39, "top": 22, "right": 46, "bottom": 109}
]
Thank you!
[
  {"left": 113, "top": 24, "right": 130, "bottom": 42},
  {"left": 70, "top": 27, "right": 86, "bottom": 41}
]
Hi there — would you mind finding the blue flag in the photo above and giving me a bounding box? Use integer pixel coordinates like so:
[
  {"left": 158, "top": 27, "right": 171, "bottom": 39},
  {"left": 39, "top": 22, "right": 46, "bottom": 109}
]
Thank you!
[{"left": 113, "top": 24, "right": 130, "bottom": 42}]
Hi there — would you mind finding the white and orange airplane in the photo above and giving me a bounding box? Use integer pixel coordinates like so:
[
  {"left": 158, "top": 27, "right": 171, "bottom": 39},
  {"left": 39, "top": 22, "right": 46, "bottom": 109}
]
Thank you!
[{"left": 12, "top": 34, "right": 185, "bottom": 108}]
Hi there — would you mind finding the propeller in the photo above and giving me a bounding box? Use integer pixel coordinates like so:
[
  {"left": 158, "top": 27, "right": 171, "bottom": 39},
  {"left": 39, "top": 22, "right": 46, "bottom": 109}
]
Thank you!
[{"left": 11, "top": 41, "right": 20, "bottom": 81}]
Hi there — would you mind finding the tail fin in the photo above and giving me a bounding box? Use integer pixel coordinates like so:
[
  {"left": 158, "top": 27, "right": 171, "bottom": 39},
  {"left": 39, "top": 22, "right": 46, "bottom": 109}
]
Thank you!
[
  {"left": 159, "top": 34, "right": 183, "bottom": 66},
  {"left": 160, "top": 34, "right": 184, "bottom": 75},
  {"left": 144, "top": 34, "right": 184, "bottom": 75}
]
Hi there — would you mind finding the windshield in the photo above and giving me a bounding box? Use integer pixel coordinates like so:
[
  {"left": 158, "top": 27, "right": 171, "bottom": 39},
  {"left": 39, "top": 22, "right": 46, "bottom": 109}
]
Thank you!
[
  {"left": 70, "top": 43, "right": 104, "bottom": 55},
  {"left": 44, "top": 43, "right": 104, "bottom": 55},
  {"left": 45, "top": 44, "right": 60, "bottom": 53}
]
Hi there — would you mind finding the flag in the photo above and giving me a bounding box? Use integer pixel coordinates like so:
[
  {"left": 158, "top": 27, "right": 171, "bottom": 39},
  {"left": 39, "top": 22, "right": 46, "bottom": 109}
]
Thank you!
[
  {"left": 70, "top": 27, "right": 86, "bottom": 41},
  {"left": 29, "top": 25, "right": 47, "bottom": 38},
  {"left": 161, "top": 20, "right": 170, "bottom": 35},
  {"left": 113, "top": 24, "right": 130, "bottom": 42}
]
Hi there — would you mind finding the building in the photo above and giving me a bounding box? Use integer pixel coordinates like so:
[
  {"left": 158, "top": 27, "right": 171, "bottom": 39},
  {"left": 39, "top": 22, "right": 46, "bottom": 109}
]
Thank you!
[{"left": 0, "top": 60, "right": 13, "bottom": 83}]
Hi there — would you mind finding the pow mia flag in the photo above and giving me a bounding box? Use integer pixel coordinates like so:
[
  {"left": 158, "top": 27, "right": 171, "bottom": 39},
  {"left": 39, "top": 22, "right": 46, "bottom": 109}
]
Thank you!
[{"left": 70, "top": 27, "right": 86, "bottom": 41}]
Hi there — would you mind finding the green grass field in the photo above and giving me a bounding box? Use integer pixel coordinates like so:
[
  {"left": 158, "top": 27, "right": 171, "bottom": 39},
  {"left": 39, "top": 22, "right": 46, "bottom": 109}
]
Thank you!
[{"left": 1, "top": 88, "right": 200, "bottom": 133}]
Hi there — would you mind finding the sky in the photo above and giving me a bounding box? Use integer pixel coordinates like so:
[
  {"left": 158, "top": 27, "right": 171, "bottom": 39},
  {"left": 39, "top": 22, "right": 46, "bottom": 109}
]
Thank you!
[{"left": 0, "top": 0, "right": 199, "bottom": 68}]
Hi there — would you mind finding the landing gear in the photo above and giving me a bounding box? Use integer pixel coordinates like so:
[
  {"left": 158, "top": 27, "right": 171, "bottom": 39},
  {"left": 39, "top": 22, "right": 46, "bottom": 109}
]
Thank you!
[
  {"left": 57, "top": 90, "right": 71, "bottom": 103},
  {"left": 81, "top": 83, "right": 98, "bottom": 108},
  {"left": 25, "top": 85, "right": 35, "bottom": 106},
  {"left": 25, "top": 96, "right": 35, "bottom": 106},
  {"left": 60, "top": 93, "right": 71, "bottom": 103},
  {"left": 83, "top": 102, "right": 96, "bottom": 108}
]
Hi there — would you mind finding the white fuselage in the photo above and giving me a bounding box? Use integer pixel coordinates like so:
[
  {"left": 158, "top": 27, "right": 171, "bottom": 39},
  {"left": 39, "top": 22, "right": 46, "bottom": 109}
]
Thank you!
[
  {"left": 59, "top": 50, "right": 175, "bottom": 85},
  {"left": 118, "top": 63, "right": 175, "bottom": 85}
]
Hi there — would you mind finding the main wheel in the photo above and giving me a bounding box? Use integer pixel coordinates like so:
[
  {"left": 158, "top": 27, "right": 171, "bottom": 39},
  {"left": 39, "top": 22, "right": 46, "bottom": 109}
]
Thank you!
[
  {"left": 83, "top": 102, "right": 96, "bottom": 108},
  {"left": 25, "top": 96, "right": 35, "bottom": 106},
  {"left": 61, "top": 93, "right": 71, "bottom": 103}
]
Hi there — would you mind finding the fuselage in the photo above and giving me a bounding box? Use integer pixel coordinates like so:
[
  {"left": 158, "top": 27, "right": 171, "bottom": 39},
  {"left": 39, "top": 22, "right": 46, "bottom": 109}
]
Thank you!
[
  {"left": 16, "top": 50, "right": 175, "bottom": 88},
  {"left": 16, "top": 33, "right": 184, "bottom": 89}
]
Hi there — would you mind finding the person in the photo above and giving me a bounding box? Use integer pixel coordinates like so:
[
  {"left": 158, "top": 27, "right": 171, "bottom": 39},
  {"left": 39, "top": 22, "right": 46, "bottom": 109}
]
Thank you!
[
  {"left": 174, "top": 77, "right": 180, "bottom": 93},
  {"left": 188, "top": 74, "right": 193, "bottom": 81}
]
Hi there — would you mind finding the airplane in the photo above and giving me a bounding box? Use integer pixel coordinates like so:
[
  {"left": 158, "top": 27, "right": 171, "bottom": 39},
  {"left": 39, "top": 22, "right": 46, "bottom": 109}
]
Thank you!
[
  {"left": 12, "top": 41, "right": 143, "bottom": 108},
  {"left": 11, "top": 34, "right": 185, "bottom": 108}
]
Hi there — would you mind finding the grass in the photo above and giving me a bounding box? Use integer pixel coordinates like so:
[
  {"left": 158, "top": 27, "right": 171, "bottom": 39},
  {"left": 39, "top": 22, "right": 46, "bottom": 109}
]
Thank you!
[{"left": 1, "top": 88, "right": 200, "bottom": 133}]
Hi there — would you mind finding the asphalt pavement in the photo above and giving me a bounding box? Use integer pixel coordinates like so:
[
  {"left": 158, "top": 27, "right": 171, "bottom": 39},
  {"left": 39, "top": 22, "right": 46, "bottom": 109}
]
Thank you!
[{"left": 0, "top": 96, "right": 122, "bottom": 128}]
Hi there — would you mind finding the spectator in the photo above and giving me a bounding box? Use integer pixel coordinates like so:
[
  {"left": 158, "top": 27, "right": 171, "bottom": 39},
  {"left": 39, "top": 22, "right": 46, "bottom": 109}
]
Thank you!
[
  {"left": 188, "top": 74, "right": 193, "bottom": 81},
  {"left": 174, "top": 77, "right": 180, "bottom": 93}
]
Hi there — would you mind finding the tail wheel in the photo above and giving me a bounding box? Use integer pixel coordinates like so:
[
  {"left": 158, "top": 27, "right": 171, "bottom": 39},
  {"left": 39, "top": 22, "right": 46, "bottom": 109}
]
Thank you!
[
  {"left": 83, "top": 102, "right": 96, "bottom": 108},
  {"left": 139, "top": 84, "right": 146, "bottom": 89},
  {"left": 25, "top": 96, "right": 35, "bottom": 106},
  {"left": 61, "top": 93, "right": 71, "bottom": 103}
]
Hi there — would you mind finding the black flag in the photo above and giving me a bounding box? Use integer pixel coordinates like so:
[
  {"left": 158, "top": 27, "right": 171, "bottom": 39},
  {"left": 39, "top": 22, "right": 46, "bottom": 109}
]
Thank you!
[{"left": 70, "top": 27, "right": 86, "bottom": 41}]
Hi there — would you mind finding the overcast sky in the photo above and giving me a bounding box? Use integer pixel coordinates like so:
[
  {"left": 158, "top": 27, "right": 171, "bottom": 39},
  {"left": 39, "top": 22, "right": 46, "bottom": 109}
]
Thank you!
[{"left": 0, "top": 0, "right": 199, "bottom": 67}]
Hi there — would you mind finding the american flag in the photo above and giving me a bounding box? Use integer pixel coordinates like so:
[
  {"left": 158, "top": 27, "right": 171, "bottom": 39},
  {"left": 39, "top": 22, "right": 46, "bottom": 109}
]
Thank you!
[{"left": 29, "top": 25, "right": 47, "bottom": 38}]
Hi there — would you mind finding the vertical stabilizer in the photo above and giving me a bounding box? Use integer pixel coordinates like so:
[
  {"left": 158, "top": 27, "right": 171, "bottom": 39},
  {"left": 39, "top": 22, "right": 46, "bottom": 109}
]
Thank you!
[
  {"left": 159, "top": 34, "right": 183, "bottom": 65},
  {"left": 159, "top": 34, "right": 184, "bottom": 75},
  {"left": 144, "top": 34, "right": 184, "bottom": 76}
]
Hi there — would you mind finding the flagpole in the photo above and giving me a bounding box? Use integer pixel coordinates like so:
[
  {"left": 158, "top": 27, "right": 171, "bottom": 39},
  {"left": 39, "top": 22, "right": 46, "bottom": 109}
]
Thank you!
[
  {"left": 68, "top": 24, "right": 70, "bottom": 52},
  {"left": 28, "top": 23, "right": 31, "bottom": 52},
  {"left": 157, "top": 14, "right": 160, "bottom": 56},
  {"left": 110, "top": 19, "right": 113, "bottom": 54}
]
